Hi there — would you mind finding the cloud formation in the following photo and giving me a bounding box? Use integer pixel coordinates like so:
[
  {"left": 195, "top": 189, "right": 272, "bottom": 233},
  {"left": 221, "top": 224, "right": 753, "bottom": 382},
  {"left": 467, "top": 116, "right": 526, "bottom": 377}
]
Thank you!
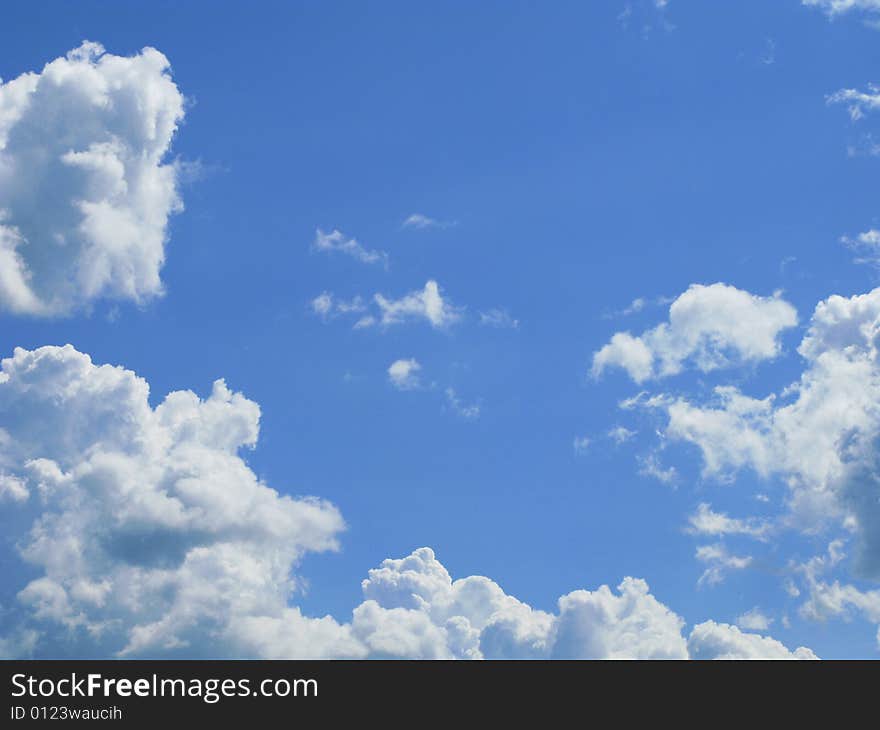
[
  {"left": 593, "top": 284, "right": 797, "bottom": 383},
  {"left": 0, "top": 42, "right": 186, "bottom": 316},
  {"left": 388, "top": 358, "right": 422, "bottom": 390},
  {"left": 647, "top": 288, "right": 880, "bottom": 579},
  {"left": 0, "top": 350, "right": 811, "bottom": 659},
  {"left": 0, "top": 345, "right": 344, "bottom": 657},
  {"left": 803, "top": 0, "right": 880, "bottom": 19},
  {"left": 312, "top": 228, "right": 388, "bottom": 267},
  {"left": 314, "top": 281, "right": 461, "bottom": 330},
  {"left": 401, "top": 213, "right": 453, "bottom": 230}
]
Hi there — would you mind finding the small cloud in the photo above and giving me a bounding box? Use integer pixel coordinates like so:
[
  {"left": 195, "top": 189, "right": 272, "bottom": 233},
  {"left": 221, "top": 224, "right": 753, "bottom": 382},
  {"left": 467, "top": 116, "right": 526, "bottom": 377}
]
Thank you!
[
  {"left": 312, "top": 228, "right": 389, "bottom": 267},
  {"left": 374, "top": 280, "right": 462, "bottom": 329},
  {"left": 686, "top": 503, "right": 772, "bottom": 540},
  {"left": 737, "top": 608, "right": 773, "bottom": 632},
  {"left": 841, "top": 228, "right": 880, "bottom": 267},
  {"left": 401, "top": 213, "right": 455, "bottom": 230},
  {"left": 310, "top": 292, "right": 367, "bottom": 320},
  {"left": 638, "top": 453, "right": 678, "bottom": 485},
  {"left": 388, "top": 358, "right": 422, "bottom": 391},
  {"left": 573, "top": 435, "right": 591, "bottom": 454},
  {"left": 312, "top": 281, "right": 460, "bottom": 331},
  {"left": 608, "top": 426, "right": 636, "bottom": 445},
  {"left": 445, "top": 388, "right": 480, "bottom": 420},
  {"left": 696, "top": 543, "right": 752, "bottom": 587},
  {"left": 479, "top": 308, "right": 519, "bottom": 329}
]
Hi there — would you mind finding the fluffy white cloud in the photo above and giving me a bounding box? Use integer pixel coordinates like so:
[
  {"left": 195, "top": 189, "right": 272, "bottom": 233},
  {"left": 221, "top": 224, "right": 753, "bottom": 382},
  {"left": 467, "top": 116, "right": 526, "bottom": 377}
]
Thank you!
[
  {"left": 651, "top": 288, "right": 880, "bottom": 577},
  {"left": 0, "top": 42, "right": 186, "bottom": 316},
  {"left": 0, "top": 347, "right": 815, "bottom": 659},
  {"left": 592, "top": 283, "right": 797, "bottom": 383},
  {"left": 0, "top": 345, "right": 345, "bottom": 657},
  {"left": 312, "top": 228, "right": 388, "bottom": 267},
  {"left": 388, "top": 358, "right": 422, "bottom": 390},
  {"left": 687, "top": 622, "right": 817, "bottom": 660}
]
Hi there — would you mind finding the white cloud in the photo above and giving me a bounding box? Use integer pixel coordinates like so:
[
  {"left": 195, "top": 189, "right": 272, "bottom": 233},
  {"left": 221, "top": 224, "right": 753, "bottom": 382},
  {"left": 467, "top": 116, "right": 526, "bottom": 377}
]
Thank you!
[
  {"left": 638, "top": 453, "right": 678, "bottom": 485},
  {"left": 687, "top": 621, "right": 816, "bottom": 660},
  {"left": 737, "top": 607, "right": 773, "bottom": 631},
  {"left": 649, "top": 288, "right": 880, "bottom": 577},
  {"left": 375, "top": 280, "right": 461, "bottom": 329},
  {"left": 445, "top": 388, "right": 480, "bottom": 420},
  {"left": 401, "top": 213, "right": 453, "bottom": 230},
  {"left": 479, "top": 308, "right": 519, "bottom": 329},
  {"left": 310, "top": 292, "right": 366, "bottom": 320},
  {"left": 312, "top": 228, "right": 388, "bottom": 267},
  {"left": 573, "top": 436, "right": 591, "bottom": 454},
  {"left": 829, "top": 84, "right": 880, "bottom": 121},
  {"left": 592, "top": 283, "right": 797, "bottom": 383},
  {"left": 0, "top": 42, "right": 186, "bottom": 316},
  {"left": 696, "top": 544, "right": 753, "bottom": 586},
  {"left": 0, "top": 348, "right": 817, "bottom": 659},
  {"left": 313, "top": 281, "right": 462, "bottom": 330},
  {"left": 686, "top": 503, "right": 771, "bottom": 540},
  {"left": 804, "top": 0, "right": 880, "bottom": 19},
  {"left": 388, "top": 359, "right": 422, "bottom": 391},
  {"left": 608, "top": 426, "right": 636, "bottom": 444},
  {"left": 841, "top": 229, "right": 880, "bottom": 267},
  {"left": 0, "top": 473, "right": 28, "bottom": 503},
  {"left": 0, "top": 345, "right": 345, "bottom": 657}
]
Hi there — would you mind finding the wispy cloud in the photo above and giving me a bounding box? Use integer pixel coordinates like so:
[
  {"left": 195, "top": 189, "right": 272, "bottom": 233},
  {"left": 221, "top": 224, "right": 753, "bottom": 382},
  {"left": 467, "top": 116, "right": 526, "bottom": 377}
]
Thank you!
[
  {"left": 479, "top": 308, "right": 519, "bottom": 329},
  {"left": 445, "top": 388, "right": 481, "bottom": 420},
  {"left": 313, "top": 228, "right": 389, "bottom": 267},
  {"left": 401, "top": 213, "right": 455, "bottom": 230}
]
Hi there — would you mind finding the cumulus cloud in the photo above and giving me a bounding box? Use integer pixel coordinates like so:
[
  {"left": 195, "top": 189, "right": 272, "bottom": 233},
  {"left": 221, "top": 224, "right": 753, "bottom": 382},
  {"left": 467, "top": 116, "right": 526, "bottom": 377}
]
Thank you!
[
  {"left": 349, "top": 549, "right": 812, "bottom": 659},
  {"left": 687, "top": 621, "right": 816, "bottom": 660},
  {"left": 592, "top": 284, "right": 797, "bottom": 383},
  {"left": 0, "top": 345, "right": 345, "bottom": 657},
  {"left": 0, "top": 348, "right": 817, "bottom": 659},
  {"left": 312, "top": 228, "right": 388, "bottom": 267},
  {"left": 388, "top": 359, "right": 422, "bottom": 391},
  {"left": 0, "top": 42, "right": 186, "bottom": 316},
  {"left": 648, "top": 288, "right": 880, "bottom": 577}
]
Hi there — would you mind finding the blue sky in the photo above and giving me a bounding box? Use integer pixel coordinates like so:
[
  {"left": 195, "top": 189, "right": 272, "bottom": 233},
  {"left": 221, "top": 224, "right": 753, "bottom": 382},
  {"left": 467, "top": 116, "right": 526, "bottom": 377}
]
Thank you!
[{"left": 2, "top": 1, "right": 880, "bottom": 659}]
